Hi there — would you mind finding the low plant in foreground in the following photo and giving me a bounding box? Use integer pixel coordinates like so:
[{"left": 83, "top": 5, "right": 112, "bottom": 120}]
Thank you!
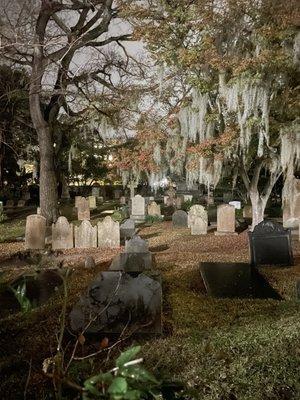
[{"left": 10, "top": 281, "right": 32, "bottom": 313}]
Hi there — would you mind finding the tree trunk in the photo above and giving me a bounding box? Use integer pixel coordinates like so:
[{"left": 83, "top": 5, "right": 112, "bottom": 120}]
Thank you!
[{"left": 249, "top": 189, "right": 267, "bottom": 230}]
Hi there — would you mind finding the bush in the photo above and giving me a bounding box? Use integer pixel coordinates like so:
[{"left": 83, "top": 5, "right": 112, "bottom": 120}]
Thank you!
[{"left": 145, "top": 214, "right": 163, "bottom": 225}]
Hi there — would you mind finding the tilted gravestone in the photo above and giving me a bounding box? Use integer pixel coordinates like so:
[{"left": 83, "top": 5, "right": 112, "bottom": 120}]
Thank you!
[
  {"left": 25, "top": 214, "right": 46, "bottom": 250},
  {"left": 97, "top": 216, "right": 120, "bottom": 248},
  {"left": 74, "top": 220, "right": 97, "bottom": 248},
  {"left": 52, "top": 216, "right": 74, "bottom": 250},
  {"left": 215, "top": 204, "right": 236, "bottom": 235},
  {"left": 147, "top": 201, "right": 161, "bottom": 217},
  {"left": 248, "top": 220, "right": 293, "bottom": 267},
  {"left": 172, "top": 210, "right": 188, "bottom": 227},
  {"left": 200, "top": 262, "right": 252, "bottom": 298},
  {"left": 70, "top": 270, "right": 162, "bottom": 334},
  {"left": 77, "top": 197, "right": 90, "bottom": 221},
  {"left": 130, "top": 195, "right": 145, "bottom": 222}
]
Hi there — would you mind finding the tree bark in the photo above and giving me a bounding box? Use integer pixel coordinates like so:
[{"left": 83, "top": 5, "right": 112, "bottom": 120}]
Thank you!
[{"left": 249, "top": 189, "right": 267, "bottom": 230}]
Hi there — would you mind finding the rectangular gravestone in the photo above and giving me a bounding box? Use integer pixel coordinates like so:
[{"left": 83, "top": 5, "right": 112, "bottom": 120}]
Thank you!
[
  {"left": 200, "top": 262, "right": 252, "bottom": 298},
  {"left": 248, "top": 220, "right": 293, "bottom": 267}
]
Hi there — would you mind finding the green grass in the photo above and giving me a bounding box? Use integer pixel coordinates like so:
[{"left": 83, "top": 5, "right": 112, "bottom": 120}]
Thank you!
[{"left": 0, "top": 219, "right": 26, "bottom": 242}]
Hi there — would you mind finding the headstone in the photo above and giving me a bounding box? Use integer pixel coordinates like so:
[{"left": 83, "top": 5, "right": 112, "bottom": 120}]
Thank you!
[
  {"left": 163, "top": 195, "right": 169, "bottom": 205},
  {"left": 37, "top": 207, "right": 41, "bottom": 215},
  {"left": 23, "top": 192, "right": 31, "bottom": 201},
  {"left": 183, "top": 194, "right": 193, "bottom": 202},
  {"left": 97, "top": 216, "right": 120, "bottom": 248},
  {"left": 248, "top": 220, "right": 294, "bottom": 267},
  {"left": 114, "top": 189, "right": 122, "bottom": 199},
  {"left": 191, "top": 216, "right": 208, "bottom": 235},
  {"left": 130, "top": 195, "right": 145, "bottom": 221},
  {"left": 200, "top": 262, "right": 252, "bottom": 298},
  {"left": 172, "top": 210, "right": 188, "bottom": 227},
  {"left": 188, "top": 205, "right": 207, "bottom": 228},
  {"left": 52, "top": 216, "right": 74, "bottom": 250},
  {"left": 125, "top": 235, "right": 149, "bottom": 253},
  {"left": 98, "top": 196, "right": 104, "bottom": 204},
  {"left": 243, "top": 205, "right": 252, "bottom": 220},
  {"left": 215, "top": 204, "right": 236, "bottom": 235},
  {"left": 77, "top": 197, "right": 90, "bottom": 220},
  {"left": 17, "top": 199, "right": 26, "bottom": 207},
  {"left": 147, "top": 201, "right": 161, "bottom": 217},
  {"left": 120, "top": 219, "right": 135, "bottom": 240},
  {"left": 25, "top": 214, "right": 46, "bottom": 250},
  {"left": 6, "top": 200, "right": 14, "bottom": 207},
  {"left": 88, "top": 196, "right": 96, "bottom": 210},
  {"left": 75, "top": 196, "right": 82, "bottom": 208},
  {"left": 229, "top": 200, "right": 241, "bottom": 210},
  {"left": 120, "top": 196, "right": 126, "bottom": 205},
  {"left": 74, "top": 220, "right": 97, "bottom": 248},
  {"left": 70, "top": 271, "right": 162, "bottom": 334},
  {"left": 177, "top": 182, "right": 187, "bottom": 192},
  {"left": 127, "top": 181, "right": 137, "bottom": 199},
  {"left": 175, "top": 197, "right": 182, "bottom": 209},
  {"left": 92, "top": 187, "right": 100, "bottom": 198},
  {"left": 283, "top": 177, "right": 300, "bottom": 228}
]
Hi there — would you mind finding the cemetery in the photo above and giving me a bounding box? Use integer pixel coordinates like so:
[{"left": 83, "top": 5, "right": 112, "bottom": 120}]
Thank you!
[{"left": 0, "top": 1, "right": 300, "bottom": 400}]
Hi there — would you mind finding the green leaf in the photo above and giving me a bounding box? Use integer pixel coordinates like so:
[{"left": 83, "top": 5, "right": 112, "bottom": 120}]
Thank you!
[
  {"left": 116, "top": 346, "right": 141, "bottom": 368},
  {"left": 124, "top": 389, "right": 142, "bottom": 400},
  {"left": 108, "top": 377, "right": 128, "bottom": 395},
  {"left": 84, "top": 382, "right": 101, "bottom": 397},
  {"left": 120, "top": 366, "right": 158, "bottom": 385}
]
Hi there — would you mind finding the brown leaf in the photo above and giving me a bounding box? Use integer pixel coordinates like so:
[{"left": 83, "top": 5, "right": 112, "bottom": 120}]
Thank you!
[
  {"left": 100, "top": 337, "right": 109, "bottom": 349},
  {"left": 78, "top": 334, "right": 85, "bottom": 346}
]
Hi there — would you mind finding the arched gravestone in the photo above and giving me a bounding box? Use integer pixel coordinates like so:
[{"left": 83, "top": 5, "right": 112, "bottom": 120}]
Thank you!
[
  {"left": 52, "top": 216, "right": 74, "bottom": 250},
  {"left": 74, "top": 220, "right": 97, "bottom": 248},
  {"left": 147, "top": 201, "right": 161, "bottom": 217},
  {"left": 172, "top": 210, "right": 188, "bottom": 227},
  {"left": 25, "top": 214, "right": 46, "bottom": 250},
  {"left": 97, "top": 216, "right": 120, "bottom": 248},
  {"left": 248, "top": 220, "right": 294, "bottom": 267},
  {"left": 70, "top": 271, "right": 162, "bottom": 334},
  {"left": 188, "top": 205, "right": 207, "bottom": 228}
]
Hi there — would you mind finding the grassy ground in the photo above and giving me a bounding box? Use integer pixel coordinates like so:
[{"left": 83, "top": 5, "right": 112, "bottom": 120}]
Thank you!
[{"left": 0, "top": 220, "right": 299, "bottom": 399}]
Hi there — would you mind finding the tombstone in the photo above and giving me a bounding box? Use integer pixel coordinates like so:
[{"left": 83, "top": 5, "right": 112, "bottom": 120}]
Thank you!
[
  {"left": 6, "top": 200, "right": 14, "bottom": 207},
  {"left": 114, "top": 189, "right": 122, "bottom": 199},
  {"left": 183, "top": 194, "right": 193, "bottom": 202},
  {"left": 125, "top": 235, "right": 149, "bottom": 253},
  {"left": 200, "top": 262, "right": 252, "bottom": 298},
  {"left": 243, "top": 205, "right": 252, "bottom": 220},
  {"left": 77, "top": 197, "right": 90, "bottom": 220},
  {"left": 98, "top": 196, "right": 104, "bottom": 204},
  {"left": 88, "top": 195, "right": 96, "bottom": 210},
  {"left": 215, "top": 204, "right": 236, "bottom": 235},
  {"left": 75, "top": 196, "right": 82, "bottom": 208},
  {"left": 120, "top": 196, "right": 126, "bottom": 205},
  {"left": 175, "top": 197, "right": 182, "bottom": 209},
  {"left": 97, "top": 216, "right": 120, "bottom": 248},
  {"left": 130, "top": 195, "right": 145, "bottom": 222},
  {"left": 191, "top": 216, "right": 208, "bottom": 235},
  {"left": 229, "top": 200, "right": 241, "bottom": 210},
  {"left": 283, "top": 178, "right": 300, "bottom": 228},
  {"left": 52, "top": 216, "right": 74, "bottom": 250},
  {"left": 23, "top": 192, "right": 31, "bottom": 201},
  {"left": 127, "top": 181, "right": 137, "bottom": 199},
  {"left": 17, "top": 199, "right": 26, "bottom": 207},
  {"left": 70, "top": 271, "right": 162, "bottom": 334},
  {"left": 147, "top": 201, "right": 161, "bottom": 217},
  {"left": 172, "top": 210, "right": 188, "bottom": 227},
  {"left": 177, "top": 182, "right": 187, "bottom": 192},
  {"left": 74, "top": 220, "right": 97, "bottom": 248},
  {"left": 163, "top": 195, "right": 169, "bottom": 205},
  {"left": 188, "top": 205, "right": 207, "bottom": 228},
  {"left": 120, "top": 219, "right": 135, "bottom": 240},
  {"left": 248, "top": 220, "right": 294, "bottom": 267},
  {"left": 25, "top": 214, "right": 46, "bottom": 250},
  {"left": 92, "top": 187, "right": 100, "bottom": 198}
]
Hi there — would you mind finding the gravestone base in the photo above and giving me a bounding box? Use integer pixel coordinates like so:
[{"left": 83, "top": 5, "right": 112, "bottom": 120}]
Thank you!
[
  {"left": 130, "top": 214, "right": 145, "bottom": 223},
  {"left": 214, "top": 231, "right": 238, "bottom": 236}
]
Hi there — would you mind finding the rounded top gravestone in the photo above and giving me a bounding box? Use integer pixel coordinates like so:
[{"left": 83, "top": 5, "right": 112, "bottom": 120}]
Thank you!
[
  {"left": 172, "top": 210, "right": 188, "bottom": 227},
  {"left": 188, "top": 205, "right": 207, "bottom": 228}
]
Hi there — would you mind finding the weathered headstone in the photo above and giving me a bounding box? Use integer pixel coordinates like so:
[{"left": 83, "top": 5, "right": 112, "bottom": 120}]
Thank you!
[
  {"left": 215, "top": 204, "right": 236, "bottom": 235},
  {"left": 74, "top": 220, "right": 97, "bottom": 248},
  {"left": 6, "top": 200, "right": 14, "bottom": 207},
  {"left": 172, "top": 210, "right": 188, "bottom": 227},
  {"left": 248, "top": 220, "right": 293, "bottom": 267},
  {"left": 163, "top": 195, "right": 169, "bottom": 205},
  {"left": 188, "top": 205, "right": 207, "bottom": 228},
  {"left": 88, "top": 195, "right": 96, "bottom": 210},
  {"left": 120, "top": 219, "right": 135, "bottom": 240},
  {"left": 147, "top": 201, "right": 161, "bottom": 217},
  {"left": 175, "top": 197, "right": 183, "bottom": 209},
  {"left": 120, "top": 196, "right": 126, "bottom": 205},
  {"left": 125, "top": 235, "right": 149, "bottom": 253},
  {"left": 97, "top": 216, "right": 120, "bottom": 248},
  {"left": 17, "top": 199, "right": 26, "bottom": 207},
  {"left": 52, "top": 216, "right": 74, "bottom": 250},
  {"left": 183, "top": 194, "right": 193, "bottom": 202},
  {"left": 75, "top": 196, "right": 82, "bottom": 208},
  {"left": 127, "top": 180, "right": 137, "bottom": 199},
  {"left": 91, "top": 187, "right": 100, "bottom": 198},
  {"left": 70, "top": 271, "right": 162, "bottom": 334},
  {"left": 283, "top": 177, "right": 300, "bottom": 228},
  {"left": 114, "top": 189, "right": 122, "bottom": 199},
  {"left": 191, "top": 216, "right": 208, "bottom": 235},
  {"left": 77, "top": 197, "right": 90, "bottom": 221},
  {"left": 130, "top": 195, "right": 145, "bottom": 221},
  {"left": 25, "top": 214, "right": 46, "bottom": 250},
  {"left": 243, "top": 205, "right": 252, "bottom": 220}
]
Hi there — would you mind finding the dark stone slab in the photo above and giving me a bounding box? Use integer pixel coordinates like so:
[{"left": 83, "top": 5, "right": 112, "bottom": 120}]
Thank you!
[
  {"left": 248, "top": 220, "right": 294, "bottom": 267},
  {"left": 109, "top": 252, "right": 153, "bottom": 272},
  {"left": 120, "top": 219, "right": 136, "bottom": 240},
  {"left": 125, "top": 235, "right": 148, "bottom": 253},
  {"left": 200, "top": 262, "right": 282, "bottom": 299},
  {"left": 172, "top": 210, "right": 188, "bottom": 227},
  {"left": 70, "top": 271, "right": 162, "bottom": 334}
]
